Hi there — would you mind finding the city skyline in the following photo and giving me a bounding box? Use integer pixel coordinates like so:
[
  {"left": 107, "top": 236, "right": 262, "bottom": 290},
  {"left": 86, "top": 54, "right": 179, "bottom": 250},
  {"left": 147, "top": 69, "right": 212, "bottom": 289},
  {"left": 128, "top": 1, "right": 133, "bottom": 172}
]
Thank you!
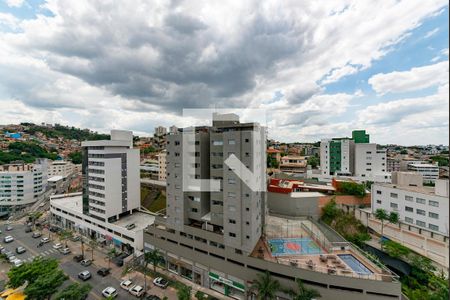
[{"left": 0, "top": 1, "right": 448, "bottom": 145}]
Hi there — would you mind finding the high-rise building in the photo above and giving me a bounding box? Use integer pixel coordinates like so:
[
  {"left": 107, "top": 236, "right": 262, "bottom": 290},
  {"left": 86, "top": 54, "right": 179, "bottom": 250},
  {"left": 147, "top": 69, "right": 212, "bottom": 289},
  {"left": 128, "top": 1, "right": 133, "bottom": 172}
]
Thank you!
[
  {"left": 0, "top": 159, "right": 48, "bottom": 213},
  {"left": 166, "top": 113, "right": 266, "bottom": 254},
  {"left": 169, "top": 125, "right": 178, "bottom": 134},
  {"left": 154, "top": 126, "right": 167, "bottom": 137},
  {"left": 47, "top": 160, "right": 77, "bottom": 179},
  {"left": 157, "top": 150, "right": 167, "bottom": 181},
  {"left": 81, "top": 130, "right": 140, "bottom": 222},
  {"left": 320, "top": 130, "right": 389, "bottom": 182}
]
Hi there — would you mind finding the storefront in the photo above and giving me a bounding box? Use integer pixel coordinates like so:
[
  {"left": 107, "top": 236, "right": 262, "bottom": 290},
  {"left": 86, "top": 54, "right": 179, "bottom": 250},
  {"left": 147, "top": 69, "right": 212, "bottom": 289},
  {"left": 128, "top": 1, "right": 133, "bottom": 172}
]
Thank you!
[{"left": 209, "top": 271, "right": 245, "bottom": 300}]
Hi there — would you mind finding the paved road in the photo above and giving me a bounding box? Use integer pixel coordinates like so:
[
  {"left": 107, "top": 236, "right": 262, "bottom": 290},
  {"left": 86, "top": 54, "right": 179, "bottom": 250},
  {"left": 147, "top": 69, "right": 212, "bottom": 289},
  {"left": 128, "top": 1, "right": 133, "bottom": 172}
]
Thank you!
[{"left": 0, "top": 222, "right": 162, "bottom": 299}]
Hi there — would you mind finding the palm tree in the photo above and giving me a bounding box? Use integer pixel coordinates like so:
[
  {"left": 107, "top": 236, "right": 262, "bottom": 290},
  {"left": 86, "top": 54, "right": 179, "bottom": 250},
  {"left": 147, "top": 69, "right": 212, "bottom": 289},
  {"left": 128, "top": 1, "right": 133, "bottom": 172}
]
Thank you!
[
  {"left": 88, "top": 239, "right": 98, "bottom": 261},
  {"left": 288, "top": 279, "right": 321, "bottom": 300},
  {"left": 374, "top": 209, "right": 399, "bottom": 247},
  {"left": 143, "top": 249, "right": 161, "bottom": 294},
  {"left": 251, "top": 271, "right": 281, "bottom": 300},
  {"left": 177, "top": 285, "right": 192, "bottom": 300},
  {"left": 59, "top": 230, "right": 73, "bottom": 247},
  {"left": 107, "top": 247, "right": 117, "bottom": 268}
]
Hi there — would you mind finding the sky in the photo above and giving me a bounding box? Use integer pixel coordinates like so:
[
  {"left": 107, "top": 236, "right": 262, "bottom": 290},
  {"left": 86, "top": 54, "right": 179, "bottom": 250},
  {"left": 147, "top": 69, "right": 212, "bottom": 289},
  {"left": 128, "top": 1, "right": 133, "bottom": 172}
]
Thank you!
[{"left": 0, "top": 0, "right": 448, "bottom": 145}]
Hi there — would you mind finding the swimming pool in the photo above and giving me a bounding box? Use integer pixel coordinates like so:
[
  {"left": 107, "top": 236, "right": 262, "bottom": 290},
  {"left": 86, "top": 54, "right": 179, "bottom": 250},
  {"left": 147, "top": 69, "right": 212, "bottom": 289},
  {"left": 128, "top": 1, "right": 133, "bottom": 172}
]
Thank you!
[
  {"left": 338, "top": 254, "right": 372, "bottom": 275},
  {"left": 268, "top": 238, "right": 322, "bottom": 256}
]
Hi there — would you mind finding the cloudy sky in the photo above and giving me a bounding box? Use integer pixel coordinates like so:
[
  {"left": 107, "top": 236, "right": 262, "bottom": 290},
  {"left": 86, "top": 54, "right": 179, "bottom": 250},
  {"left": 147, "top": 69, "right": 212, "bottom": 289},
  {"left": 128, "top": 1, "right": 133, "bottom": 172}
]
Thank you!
[{"left": 0, "top": 0, "right": 448, "bottom": 145}]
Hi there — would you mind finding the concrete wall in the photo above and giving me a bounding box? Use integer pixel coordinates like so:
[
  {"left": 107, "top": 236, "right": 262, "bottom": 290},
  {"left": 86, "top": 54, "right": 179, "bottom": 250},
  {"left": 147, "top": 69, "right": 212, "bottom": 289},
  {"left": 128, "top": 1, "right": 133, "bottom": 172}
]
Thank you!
[{"left": 268, "top": 192, "right": 320, "bottom": 219}]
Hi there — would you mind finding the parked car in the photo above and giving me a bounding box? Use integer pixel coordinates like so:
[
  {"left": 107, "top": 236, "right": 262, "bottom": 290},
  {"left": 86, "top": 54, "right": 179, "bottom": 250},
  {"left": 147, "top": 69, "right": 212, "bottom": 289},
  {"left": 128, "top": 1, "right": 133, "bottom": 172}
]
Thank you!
[
  {"left": 145, "top": 296, "right": 161, "bottom": 300},
  {"left": 53, "top": 243, "right": 63, "bottom": 249},
  {"left": 8, "top": 255, "right": 17, "bottom": 263},
  {"left": 40, "top": 237, "right": 50, "bottom": 243},
  {"left": 97, "top": 268, "right": 111, "bottom": 277},
  {"left": 152, "top": 277, "right": 169, "bottom": 289},
  {"left": 5, "top": 251, "right": 13, "bottom": 258},
  {"left": 73, "top": 254, "right": 84, "bottom": 262},
  {"left": 129, "top": 285, "right": 145, "bottom": 297},
  {"left": 80, "top": 259, "right": 92, "bottom": 266},
  {"left": 32, "top": 232, "right": 42, "bottom": 238},
  {"left": 0, "top": 229, "right": 2, "bottom": 234},
  {"left": 101, "top": 287, "right": 117, "bottom": 298},
  {"left": 3, "top": 236, "right": 13, "bottom": 243},
  {"left": 112, "top": 257, "right": 124, "bottom": 267},
  {"left": 12, "top": 259, "right": 23, "bottom": 267},
  {"left": 15, "top": 247, "right": 26, "bottom": 254},
  {"left": 59, "top": 247, "right": 71, "bottom": 255},
  {"left": 125, "top": 223, "right": 136, "bottom": 230},
  {"left": 78, "top": 270, "right": 92, "bottom": 281},
  {"left": 6, "top": 226, "right": 13, "bottom": 231},
  {"left": 120, "top": 279, "right": 133, "bottom": 290},
  {"left": 1, "top": 248, "right": 8, "bottom": 254},
  {"left": 24, "top": 227, "right": 32, "bottom": 233},
  {"left": 70, "top": 235, "right": 81, "bottom": 242}
]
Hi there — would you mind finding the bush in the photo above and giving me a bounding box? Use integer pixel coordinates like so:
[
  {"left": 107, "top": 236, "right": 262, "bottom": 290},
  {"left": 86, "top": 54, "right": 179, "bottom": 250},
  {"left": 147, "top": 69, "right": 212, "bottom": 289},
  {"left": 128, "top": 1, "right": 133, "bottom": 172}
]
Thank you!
[{"left": 382, "top": 240, "right": 411, "bottom": 258}]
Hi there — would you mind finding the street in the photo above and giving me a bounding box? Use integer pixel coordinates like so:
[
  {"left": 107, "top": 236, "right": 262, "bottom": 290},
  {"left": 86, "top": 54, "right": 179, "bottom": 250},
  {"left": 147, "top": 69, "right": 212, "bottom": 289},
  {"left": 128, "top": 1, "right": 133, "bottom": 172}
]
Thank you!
[{"left": 0, "top": 222, "right": 178, "bottom": 299}]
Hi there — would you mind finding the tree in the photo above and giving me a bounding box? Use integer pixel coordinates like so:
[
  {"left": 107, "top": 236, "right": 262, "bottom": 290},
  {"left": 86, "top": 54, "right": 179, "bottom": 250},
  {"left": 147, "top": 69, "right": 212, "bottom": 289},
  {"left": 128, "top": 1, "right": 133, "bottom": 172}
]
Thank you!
[
  {"left": 195, "top": 290, "right": 207, "bottom": 300},
  {"left": 307, "top": 156, "right": 319, "bottom": 169},
  {"left": 400, "top": 149, "right": 408, "bottom": 155},
  {"left": 107, "top": 247, "right": 117, "bottom": 268},
  {"left": 320, "top": 198, "right": 338, "bottom": 224},
  {"left": 8, "top": 258, "right": 68, "bottom": 300},
  {"left": 88, "top": 239, "right": 98, "bottom": 261},
  {"left": 374, "top": 209, "right": 399, "bottom": 244},
  {"left": 53, "top": 282, "right": 92, "bottom": 300},
  {"left": 288, "top": 279, "right": 321, "bottom": 300},
  {"left": 59, "top": 229, "right": 73, "bottom": 247},
  {"left": 177, "top": 285, "right": 192, "bottom": 300},
  {"left": 143, "top": 248, "right": 161, "bottom": 294},
  {"left": 251, "top": 271, "right": 281, "bottom": 300},
  {"left": 68, "top": 151, "right": 82, "bottom": 164}
]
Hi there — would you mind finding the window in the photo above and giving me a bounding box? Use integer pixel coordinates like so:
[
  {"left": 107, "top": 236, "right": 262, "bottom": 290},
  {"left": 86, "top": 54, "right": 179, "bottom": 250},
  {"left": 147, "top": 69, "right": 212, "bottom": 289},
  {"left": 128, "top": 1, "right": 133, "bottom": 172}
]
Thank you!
[
  {"left": 390, "top": 193, "right": 398, "bottom": 198},
  {"left": 228, "top": 178, "right": 236, "bottom": 184},
  {"left": 390, "top": 203, "right": 398, "bottom": 209},
  {"left": 212, "top": 141, "right": 223, "bottom": 146},
  {"left": 245, "top": 139, "right": 249, "bottom": 142},
  {"left": 376, "top": 200, "right": 382, "bottom": 204},
  {"left": 428, "top": 224, "right": 439, "bottom": 231},
  {"left": 405, "top": 196, "right": 413, "bottom": 202},
  {"left": 229, "top": 232, "right": 236, "bottom": 237},
  {"left": 405, "top": 217, "right": 413, "bottom": 224},
  {"left": 228, "top": 139, "right": 236, "bottom": 145},
  {"left": 376, "top": 190, "right": 382, "bottom": 195},
  {"left": 228, "top": 192, "right": 236, "bottom": 198},
  {"left": 429, "top": 200, "right": 439, "bottom": 207},
  {"left": 228, "top": 205, "right": 236, "bottom": 212},
  {"left": 191, "top": 208, "right": 198, "bottom": 213},
  {"left": 416, "top": 198, "right": 426, "bottom": 204},
  {"left": 416, "top": 209, "right": 425, "bottom": 216},
  {"left": 405, "top": 206, "right": 413, "bottom": 212},
  {"left": 229, "top": 219, "right": 236, "bottom": 224},
  {"left": 428, "top": 212, "right": 439, "bottom": 219},
  {"left": 416, "top": 220, "right": 426, "bottom": 227},
  {"left": 246, "top": 235, "right": 250, "bottom": 239}
]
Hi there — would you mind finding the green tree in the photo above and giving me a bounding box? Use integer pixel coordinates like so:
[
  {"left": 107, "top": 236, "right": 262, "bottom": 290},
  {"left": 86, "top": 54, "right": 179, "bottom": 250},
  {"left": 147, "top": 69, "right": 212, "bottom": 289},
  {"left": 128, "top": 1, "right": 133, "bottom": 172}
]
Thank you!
[
  {"left": 53, "top": 282, "right": 92, "bottom": 300},
  {"left": 251, "top": 271, "right": 281, "bottom": 300},
  {"left": 59, "top": 229, "right": 73, "bottom": 247},
  {"left": 400, "top": 149, "right": 408, "bottom": 154},
  {"left": 288, "top": 279, "right": 321, "bottom": 300},
  {"left": 374, "top": 209, "right": 399, "bottom": 244},
  {"left": 195, "top": 290, "right": 207, "bottom": 300},
  {"left": 320, "top": 199, "right": 338, "bottom": 224},
  {"left": 88, "top": 239, "right": 98, "bottom": 261},
  {"left": 307, "top": 156, "right": 319, "bottom": 169},
  {"left": 68, "top": 151, "right": 82, "bottom": 164},
  {"left": 8, "top": 258, "right": 68, "bottom": 300},
  {"left": 145, "top": 248, "right": 161, "bottom": 275},
  {"left": 177, "top": 285, "right": 192, "bottom": 300},
  {"left": 107, "top": 247, "right": 117, "bottom": 268}
]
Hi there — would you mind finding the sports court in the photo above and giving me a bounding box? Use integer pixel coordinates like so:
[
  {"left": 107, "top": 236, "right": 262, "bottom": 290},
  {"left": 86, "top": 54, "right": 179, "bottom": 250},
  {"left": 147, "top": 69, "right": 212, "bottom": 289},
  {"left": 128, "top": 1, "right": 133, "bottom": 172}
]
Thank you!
[{"left": 268, "top": 238, "right": 323, "bottom": 256}]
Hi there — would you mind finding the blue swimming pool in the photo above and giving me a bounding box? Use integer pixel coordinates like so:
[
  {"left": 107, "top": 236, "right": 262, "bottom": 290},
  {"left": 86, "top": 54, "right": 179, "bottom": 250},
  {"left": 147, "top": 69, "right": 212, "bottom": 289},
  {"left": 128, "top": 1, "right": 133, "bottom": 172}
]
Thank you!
[{"left": 338, "top": 254, "right": 372, "bottom": 275}]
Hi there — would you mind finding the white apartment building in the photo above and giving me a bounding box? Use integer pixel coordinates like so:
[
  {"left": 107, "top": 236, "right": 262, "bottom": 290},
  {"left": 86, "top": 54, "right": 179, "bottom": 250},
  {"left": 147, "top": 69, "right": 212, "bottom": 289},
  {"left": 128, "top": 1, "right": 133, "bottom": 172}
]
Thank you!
[
  {"left": 157, "top": 150, "right": 167, "bottom": 181},
  {"left": 50, "top": 130, "right": 154, "bottom": 253},
  {"left": 154, "top": 126, "right": 167, "bottom": 137},
  {"left": 320, "top": 138, "right": 354, "bottom": 176},
  {"left": 354, "top": 143, "right": 390, "bottom": 182},
  {"left": 372, "top": 172, "right": 449, "bottom": 236},
  {"left": 0, "top": 159, "right": 48, "bottom": 212},
  {"left": 47, "top": 160, "right": 77, "bottom": 178},
  {"left": 407, "top": 163, "right": 439, "bottom": 183}
]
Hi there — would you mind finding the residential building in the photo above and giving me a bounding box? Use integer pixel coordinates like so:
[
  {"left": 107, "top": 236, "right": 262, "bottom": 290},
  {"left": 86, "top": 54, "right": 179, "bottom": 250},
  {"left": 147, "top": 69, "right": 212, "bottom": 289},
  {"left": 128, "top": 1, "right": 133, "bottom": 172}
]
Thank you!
[
  {"left": 0, "top": 159, "right": 48, "bottom": 213},
  {"left": 320, "top": 130, "right": 390, "bottom": 182},
  {"left": 50, "top": 130, "right": 154, "bottom": 253},
  {"left": 387, "top": 158, "right": 401, "bottom": 172},
  {"left": 371, "top": 172, "right": 449, "bottom": 236},
  {"left": 144, "top": 116, "right": 401, "bottom": 300},
  {"left": 157, "top": 150, "right": 167, "bottom": 181},
  {"left": 279, "top": 155, "right": 307, "bottom": 174},
  {"left": 407, "top": 163, "right": 439, "bottom": 183},
  {"left": 169, "top": 125, "right": 178, "bottom": 134},
  {"left": 47, "top": 160, "right": 77, "bottom": 179},
  {"left": 154, "top": 126, "right": 167, "bottom": 137}
]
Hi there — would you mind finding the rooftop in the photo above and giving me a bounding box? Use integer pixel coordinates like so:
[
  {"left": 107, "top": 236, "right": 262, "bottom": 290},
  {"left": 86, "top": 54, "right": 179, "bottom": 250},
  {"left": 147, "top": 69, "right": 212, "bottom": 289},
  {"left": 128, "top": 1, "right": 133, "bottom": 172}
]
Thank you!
[{"left": 375, "top": 183, "right": 443, "bottom": 197}]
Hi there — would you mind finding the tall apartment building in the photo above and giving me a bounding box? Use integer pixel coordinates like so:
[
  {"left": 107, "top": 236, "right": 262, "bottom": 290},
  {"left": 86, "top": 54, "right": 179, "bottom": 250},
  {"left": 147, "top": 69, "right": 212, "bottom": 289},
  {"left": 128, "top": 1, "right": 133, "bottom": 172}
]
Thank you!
[
  {"left": 154, "top": 126, "right": 167, "bottom": 137},
  {"left": 320, "top": 130, "right": 389, "bottom": 182},
  {"left": 81, "top": 130, "right": 140, "bottom": 222},
  {"left": 372, "top": 172, "right": 449, "bottom": 236},
  {"left": 166, "top": 113, "right": 266, "bottom": 254},
  {"left": 157, "top": 150, "right": 167, "bottom": 181},
  {"left": 0, "top": 159, "right": 48, "bottom": 213},
  {"left": 169, "top": 125, "right": 178, "bottom": 134},
  {"left": 387, "top": 158, "right": 401, "bottom": 172},
  {"left": 407, "top": 163, "right": 439, "bottom": 183},
  {"left": 47, "top": 160, "right": 77, "bottom": 179}
]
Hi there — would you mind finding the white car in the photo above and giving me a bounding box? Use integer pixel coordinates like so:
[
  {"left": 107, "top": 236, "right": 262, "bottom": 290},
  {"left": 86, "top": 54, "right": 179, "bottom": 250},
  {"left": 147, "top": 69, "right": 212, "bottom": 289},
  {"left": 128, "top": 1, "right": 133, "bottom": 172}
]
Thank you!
[
  {"left": 3, "top": 236, "right": 13, "bottom": 243},
  {"left": 102, "top": 287, "right": 118, "bottom": 298},
  {"left": 40, "top": 237, "right": 50, "bottom": 243},
  {"left": 53, "top": 243, "right": 63, "bottom": 249},
  {"left": 129, "top": 285, "right": 144, "bottom": 297},
  {"left": 12, "top": 259, "right": 23, "bottom": 267},
  {"left": 8, "top": 255, "right": 17, "bottom": 263},
  {"left": 120, "top": 279, "right": 133, "bottom": 290},
  {"left": 153, "top": 277, "right": 169, "bottom": 289}
]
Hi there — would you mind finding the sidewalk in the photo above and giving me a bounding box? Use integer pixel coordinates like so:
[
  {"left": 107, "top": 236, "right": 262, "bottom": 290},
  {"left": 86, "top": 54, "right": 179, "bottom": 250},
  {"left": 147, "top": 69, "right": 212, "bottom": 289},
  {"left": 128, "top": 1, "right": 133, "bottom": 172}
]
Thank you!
[{"left": 48, "top": 228, "right": 235, "bottom": 300}]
